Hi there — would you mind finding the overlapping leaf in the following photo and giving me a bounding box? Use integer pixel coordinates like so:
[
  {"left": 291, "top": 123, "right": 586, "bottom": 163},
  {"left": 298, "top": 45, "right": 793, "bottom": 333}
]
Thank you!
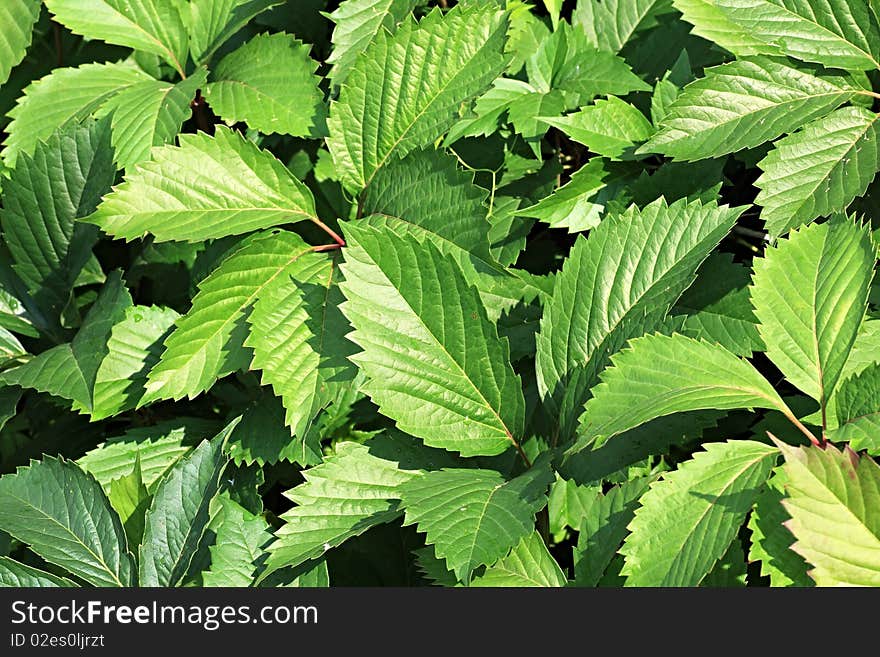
[
  {"left": 88, "top": 127, "right": 318, "bottom": 243},
  {"left": 751, "top": 219, "right": 875, "bottom": 411},
  {"left": 338, "top": 222, "right": 525, "bottom": 457},
  {"left": 203, "top": 493, "right": 272, "bottom": 587},
  {"left": 262, "top": 440, "right": 421, "bottom": 578},
  {"left": 400, "top": 464, "right": 553, "bottom": 582},
  {"left": 187, "top": 0, "right": 282, "bottom": 63},
  {"left": 471, "top": 532, "right": 567, "bottom": 587},
  {"left": 641, "top": 57, "right": 855, "bottom": 161},
  {"left": 0, "top": 0, "right": 40, "bottom": 87},
  {"left": 573, "top": 0, "right": 672, "bottom": 53},
  {"left": 536, "top": 198, "right": 743, "bottom": 436},
  {"left": 756, "top": 107, "right": 880, "bottom": 239},
  {"left": 779, "top": 442, "right": 880, "bottom": 586},
  {"left": 830, "top": 364, "right": 880, "bottom": 453},
  {"left": 620, "top": 440, "right": 777, "bottom": 586},
  {"left": 570, "top": 334, "right": 788, "bottom": 454},
  {"left": 43, "top": 0, "right": 189, "bottom": 75},
  {"left": 205, "top": 33, "right": 325, "bottom": 138},
  {"left": 0, "top": 117, "right": 115, "bottom": 323},
  {"left": 2, "top": 61, "right": 152, "bottom": 167},
  {"left": 142, "top": 231, "right": 315, "bottom": 403},
  {"left": 714, "top": 0, "right": 880, "bottom": 70},
  {"left": 326, "top": 4, "right": 509, "bottom": 191},
  {"left": 139, "top": 424, "right": 232, "bottom": 587},
  {"left": 0, "top": 457, "right": 135, "bottom": 586}
]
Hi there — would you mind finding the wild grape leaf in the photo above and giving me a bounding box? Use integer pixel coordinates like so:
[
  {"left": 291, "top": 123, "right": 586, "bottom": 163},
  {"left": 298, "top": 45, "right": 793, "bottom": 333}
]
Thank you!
[
  {"left": 0, "top": 272, "right": 132, "bottom": 413},
  {"left": 672, "top": 0, "right": 782, "bottom": 56},
  {"left": 0, "top": 457, "right": 135, "bottom": 586},
  {"left": 779, "top": 442, "right": 880, "bottom": 586},
  {"left": 77, "top": 418, "right": 215, "bottom": 492},
  {"left": 0, "top": 0, "right": 40, "bottom": 87},
  {"left": 751, "top": 219, "right": 875, "bottom": 411},
  {"left": 573, "top": 0, "right": 672, "bottom": 53},
  {"left": 43, "top": 0, "right": 189, "bottom": 75},
  {"left": 0, "top": 117, "right": 115, "bottom": 323},
  {"left": 2, "top": 61, "right": 151, "bottom": 167},
  {"left": 245, "top": 251, "right": 355, "bottom": 436},
  {"left": 205, "top": 33, "right": 325, "bottom": 138},
  {"left": 91, "top": 305, "right": 179, "bottom": 421},
  {"left": 747, "top": 468, "right": 813, "bottom": 587},
  {"left": 203, "top": 493, "right": 272, "bottom": 587},
  {"left": 536, "top": 198, "right": 743, "bottom": 437},
  {"left": 187, "top": 0, "right": 283, "bottom": 63},
  {"left": 471, "top": 532, "right": 567, "bottom": 587},
  {"left": 326, "top": 4, "right": 509, "bottom": 191},
  {"left": 830, "top": 364, "right": 880, "bottom": 453},
  {"left": 98, "top": 69, "right": 206, "bottom": 171},
  {"left": 139, "top": 422, "right": 233, "bottom": 587},
  {"left": 0, "top": 557, "right": 78, "bottom": 587},
  {"left": 338, "top": 222, "right": 525, "bottom": 457},
  {"left": 715, "top": 0, "right": 880, "bottom": 70},
  {"left": 400, "top": 464, "right": 553, "bottom": 582},
  {"left": 641, "top": 57, "right": 855, "bottom": 161},
  {"left": 142, "top": 231, "right": 315, "bottom": 404},
  {"left": 540, "top": 97, "right": 653, "bottom": 160},
  {"left": 262, "top": 440, "right": 421, "bottom": 578},
  {"left": 756, "top": 107, "right": 880, "bottom": 239},
  {"left": 326, "top": 0, "right": 418, "bottom": 86},
  {"left": 88, "top": 127, "right": 319, "bottom": 243},
  {"left": 620, "top": 440, "right": 777, "bottom": 586},
  {"left": 569, "top": 334, "right": 787, "bottom": 455},
  {"left": 574, "top": 476, "right": 654, "bottom": 586}
]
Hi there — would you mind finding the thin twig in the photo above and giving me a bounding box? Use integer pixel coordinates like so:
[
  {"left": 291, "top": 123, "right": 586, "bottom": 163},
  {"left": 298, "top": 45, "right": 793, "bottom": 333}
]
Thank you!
[{"left": 312, "top": 217, "right": 346, "bottom": 246}]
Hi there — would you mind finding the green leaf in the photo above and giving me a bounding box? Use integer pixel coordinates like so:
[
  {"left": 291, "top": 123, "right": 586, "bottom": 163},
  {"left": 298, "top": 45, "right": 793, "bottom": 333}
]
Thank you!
[
  {"left": 779, "top": 442, "right": 880, "bottom": 586},
  {"left": 362, "top": 148, "right": 490, "bottom": 257},
  {"left": 672, "top": 0, "right": 782, "bottom": 56},
  {"left": 536, "top": 198, "right": 744, "bottom": 436},
  {"left": 107, "top": 458, "right": 151, "bottom": 549},
  {"left": 224, "top": 394, "right": 301, "bottom": 466},
  {"left": 326, "top": 0, "right": 418, "bottom": 86},
  {"left": 203, "top": 493, "right": 272, "bottom": 587},
  {"left": 569, "top": 334, "right": 787, "bottom": 455},
  {"left": 245, "top": 252, "right": 354, "bottom": 437},
  {"left": 517, "top": 159, "right": 629, "bottom": 233},
  {"left": 574, "top": 476, "right": 654, "bottom": 586},
  {"left": 262, "top": 440, "right": 420, "bottom": 578},
  {"left": 756, "top": 107, "right": 880, "bottom": 239},
  {"left": 751, "top": 219, "right": 875, "bottom": 410},
  {"left": 0, "top": 557, "right": 78, "bottom": 587},
  {"left": 641, "top": 57, "right": 855, "bottom": 161},
  {"left": 139, "top": 421, "right": 233, "bottom": 587},
  {"left": 92, "top": 305, "right": 179, "bottom": 420},
  {"left": 747, "top": 468, "right": 813, "bottom": 586},
  {"left": 205, "top": 33, "right": 325, "bottom": 138},
  {"left": 830, "top": 364, "right": 880, "bottom": 453},
  {"left": 400, "top": 464, "right": 553, "bottom": 582},
  {"left": 471, "top": 532, "right": 567, "bottom": 587},
  {"left": 98, "top": 69, "right": 206, "bottom": 171},
  {"left": 78, "top": 418, "right": 215, "bottom": 492},
  {"left": 2, "top": 61, "right": 151, "bottom": 167},
  {"left": 187, "top": 0, "right": 282, "bottom": 64},
  {"left": 0, "top": 117, "right": 115, "bottom": 323},
  {"left": 142, "top": 231, "right": 315, "bottom": 404},
  {"left": 573, "top": 0, "right": 671, "bottom": 53},
  {"left": 44, "top": 0, "right": 189, "bottom": 75},
  {"left": 620, "top": 440, "right": 777, "bottom": 586},
  {"left": 326, "top": 4, "right": 509, "bottom": 191},
  {"left": 715, "top": 0, "right": 880, "bottom": 70},
  {"left": 0, "top": 0, "right": 40, "bottom": 87},
  {"left": 339, "top": 222, "right": 525, "bottom": 457},
  {"left": 88, "top": 127, "right": 318, "bottom": 243},
  {"left": 0, "top": 457, "right": 135, "bottom": 586},
  {"left": 539, "top": 97, "right": 653, "bottom": 160},
  {"left": 0, "top": 272, "right": 132, "bottom": 413}
]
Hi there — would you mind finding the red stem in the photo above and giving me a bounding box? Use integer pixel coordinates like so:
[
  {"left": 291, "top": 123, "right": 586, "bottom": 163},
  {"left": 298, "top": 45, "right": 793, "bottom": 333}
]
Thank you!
[{"left": 312, "top": 218, "right": 345, "bottom": 246}]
